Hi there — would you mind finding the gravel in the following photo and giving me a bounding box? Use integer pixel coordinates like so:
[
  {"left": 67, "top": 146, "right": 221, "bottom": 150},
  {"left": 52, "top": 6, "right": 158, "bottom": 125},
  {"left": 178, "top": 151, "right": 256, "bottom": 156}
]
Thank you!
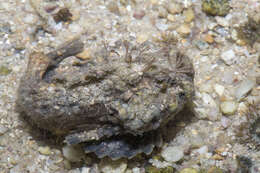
[
  {"left": 161, "top": 146, "right": 184, "bottom": 163},
  {"left": 0, "top": 0, "right": 259, "bottom": 172}
]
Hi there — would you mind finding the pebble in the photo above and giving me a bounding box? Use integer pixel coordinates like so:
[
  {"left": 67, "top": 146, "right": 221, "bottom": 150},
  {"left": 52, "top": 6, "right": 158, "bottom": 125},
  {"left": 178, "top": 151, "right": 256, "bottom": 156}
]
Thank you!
[
  {"left": 220, "top": 101, "right": 237, "bottom": 115},
  {"left": 189, "top": 135, "right": 204, "bottom": 148},
  {"left": 221, "top": 49, "right": 236, "bottom": 65},
  {"left": 107, "top": 1, "right": 120, "bottom": 15},
  {"left": 81, "top": 167, "right": 91, "bottom": 173},
  {"left": 136, "top": 33, "right": 148, "bottom": 44},
  {"left": 214, "top": 84, "right": 225, "bottom": 96},
  {"left": 222, "top": 70, "right": 234, "bottom": 85},
  {"left": 204, "top": 34, "right": 214, "bottom": 44},
  {"left": 176, "top": 24, "right": 191, "bottom": 35},
  {"left": 0, "top": 125, "right": 8, "bottom": 136},
  {"left": 179, "top": 168, "right": 198, "bottom": 173},
  {"left": 132, "top": 167, "right": 145, "bottom": 173},
  {"left": 23, "top": 14, "right": 38, "bottom": 24},
  {"left": 194, "top": 40, "right": 209, "bottom": 50},
  {"left": 167, "top": 3, "right": 183, "bottom": 14},
  {"left": 38, "top": 146, "right": 52, "bottom": 155},
  {"left": 62, "top": 145, "right": 84, "bottom": 162},
  {"left": 125, "top": 169, "right": 133, "bottom": 173},
  {"left": 207, "top": 166, "right": 223, "bottom": 173},
  {"left": 167, "top": 14, "right": 175, "bottom": 22},
  {"left": 155, "top": 21, "right": 168, "bottom": 31},
  {"left": 0, "top": 66, "right": 12, "bottom": 76},
  {"left": 201, "top": 93, "right": 216, "bottom": 107},
  {"left": 161, "top": 146, "right": 184, "bottom": 162},
  {"left": 194, "top": 145, "right": 208, "bottom": 155},
  {"left": 183, "top": 8, "right": 195, "bottom": 23},
  {"left": 220, "top": 116, "right": 231, "bottom": 128},
  {"left": 133, "top": 10, "right": 145, "bottom": 20},
  {"left": 158, "top": 6, "right": 168, "bottom": 18},
  {"left": 216, "top": 16, "right": 229, "bottom": 27},
  {"left": 235, "top": 79, "right": 255, "bottom": 100},
  {"left": 99, "top": 158, "right": 127, "bottom": 173},
  {"left": 76, "top": 49, "right": 92, "bottom": 60}
]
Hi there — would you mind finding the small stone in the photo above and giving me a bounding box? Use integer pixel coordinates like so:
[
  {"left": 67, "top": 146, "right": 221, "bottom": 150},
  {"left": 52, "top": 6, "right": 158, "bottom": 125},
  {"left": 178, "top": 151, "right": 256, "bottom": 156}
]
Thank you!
[
  {"left": 220, "top": 101, "right": 237, "bottom": 115},
  {"left": 200, "top": 83, "right": 213, "bottom": 93},
  {"left": 235, "top": 79, "right": 255, "bottom": 100},
  {"left": 216, "top": 16, "right": 229, "bottom": 27},
  {"left": 158, "top": 6, "right": 168, "bottom": 18},
  {"left": 161, "top": 146, "right": 184, "bottom": 162},
  {"left": 62, "top": 145, "right": 84, "bottom": 162},
  {"left": 136, "top": 34, "right": 148, "bottom": 44},
  {"left": 212, "top": 154, "right": 224, "bottom": 160},
  {"left": 133, "top": 10, "right": 145, "bottom": 20},
  {"left": 176, "top": 24, "right": 191, "bottom": 35},
  {"left": 53, "top": 8, "right": 72, "bottom": 23},
  {"left": 167, "top": 14, "right": 175, "bottom": 22},
  {"left": 99, "top": 158, "right": 127, "bottom": 173},
  {"left": 183, "top": 8, "right": 195, "bottom": 23},
  {"left": 207, "top": 166, "right": 223, "bottom": 173},
  {"left": 155, "top": 21, "right": 168, "bottom": 31},
  {"left": 194, "top": 40, "right": 209, "bottom": 50},
  {"left": 179, "top": 168, "right": 198, "bottom": 173},
  {"left": 195, "top": 145, "right": 208, "bottom": 155},
  {"left": 204, "top": 34, "right": 214, "bottom": 44},
  {"left": 202, "top": 0, "right": 230, "bottom": 16},
  {"left": 145, "top": 166, "right": 175, "bottom": 173},
  {"left": 81, "top": 167, "right": 91, "bottom": 173},
  {"left": 167, "top": 3, "right": 183, "bottom": 15},
  {"left": 189, "top": 135, "right": 204, "bottom": 148},
  {"left": 220, "top": 116, "right": 231, "bottom": 128},
  {"left": 0, "top": 66, "right": 12, "bottom": 76},
  {"left": 38, "top": 146, "right": 52, "bottom": 155},
  {"left": 214, "top": 84, "right": 225, "bottom": 96},
  {"left": 220, "top": 49, "right": 236, "bottom": 65},
  {"left": 76, "top": 49, "right": 92, "bottom": 60},
  {"left": 23, "top": 14, "right": 38, "bottom": 24},
  {"left": 125, "top": 169, "right": 133, "bottom": 173},
  {"left": 150, "top": 0, "right": 158, "bottom": 5},
  {"left": 202, "top": 93, "right": 216, "bottom": 107},
  {"left": 107, "top": 1, "right": 120, "bottom": 15},
  {"left": 0, "top": 125, "right": 8, "bottom": 136}
]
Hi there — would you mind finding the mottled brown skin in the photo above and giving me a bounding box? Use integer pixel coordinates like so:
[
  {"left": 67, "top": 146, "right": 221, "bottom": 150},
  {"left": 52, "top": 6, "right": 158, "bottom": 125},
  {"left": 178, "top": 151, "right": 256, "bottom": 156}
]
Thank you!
[{"left": 16, "top": 38, "right": 194, "bottom": 158}]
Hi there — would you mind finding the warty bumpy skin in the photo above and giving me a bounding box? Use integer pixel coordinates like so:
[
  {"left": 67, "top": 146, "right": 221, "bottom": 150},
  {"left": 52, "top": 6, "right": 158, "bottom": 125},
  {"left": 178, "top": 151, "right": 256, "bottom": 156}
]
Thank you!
[{"left": 16, "top": 38, "right": 194, "bottom": 159}]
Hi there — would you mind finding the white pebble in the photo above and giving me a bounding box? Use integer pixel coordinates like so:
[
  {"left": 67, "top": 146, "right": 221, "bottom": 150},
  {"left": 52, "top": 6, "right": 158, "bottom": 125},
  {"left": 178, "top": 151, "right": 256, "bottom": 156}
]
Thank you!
[
  {"left": 220, "top": 101, "right": 237, "bottom": 115},
  {"left": 214, "top": 84, "right": 225, "bottom": 96},
  {"left": 0, "top": 125, "right": 8, "bottom": 136},
  {"left": 99, "top": 158, "right": 127, "bottom": 173},
  {"left": 221, "top": 49, "right": 236, "bottom": 65},
  {"left": 202, "top": 93, "right": 216, "bottom": 107},
  {"left": 235, "top": 79, "right": 255, "bottom": 100},
  {"left": 38, "top": 146, "right": 52, "bottom": 155},
  {"left": 161, "top": 146, "right": 184, "bottom": 162},
  {"left": 23, "top": 14, "right": 37, "bottom": 24}
]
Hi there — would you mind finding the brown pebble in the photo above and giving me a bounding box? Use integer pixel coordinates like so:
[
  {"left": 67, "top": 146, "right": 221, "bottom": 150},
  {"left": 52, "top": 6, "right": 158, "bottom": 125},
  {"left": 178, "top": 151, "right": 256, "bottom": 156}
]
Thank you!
[
  {"left": 53, "top": 8, "right": 72, "bottom": 23},
  {"left": 204, "top": 34, "right": 214, "bottom": 43},
  {"left": 76, "top": 49, "right": 91, "bottom": 60},
  {"left": 133, "top": 10, "right": 145, "bottom": 20},
  {"left": 212, "top": 154, "right": 224, "bottom": 160}
]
